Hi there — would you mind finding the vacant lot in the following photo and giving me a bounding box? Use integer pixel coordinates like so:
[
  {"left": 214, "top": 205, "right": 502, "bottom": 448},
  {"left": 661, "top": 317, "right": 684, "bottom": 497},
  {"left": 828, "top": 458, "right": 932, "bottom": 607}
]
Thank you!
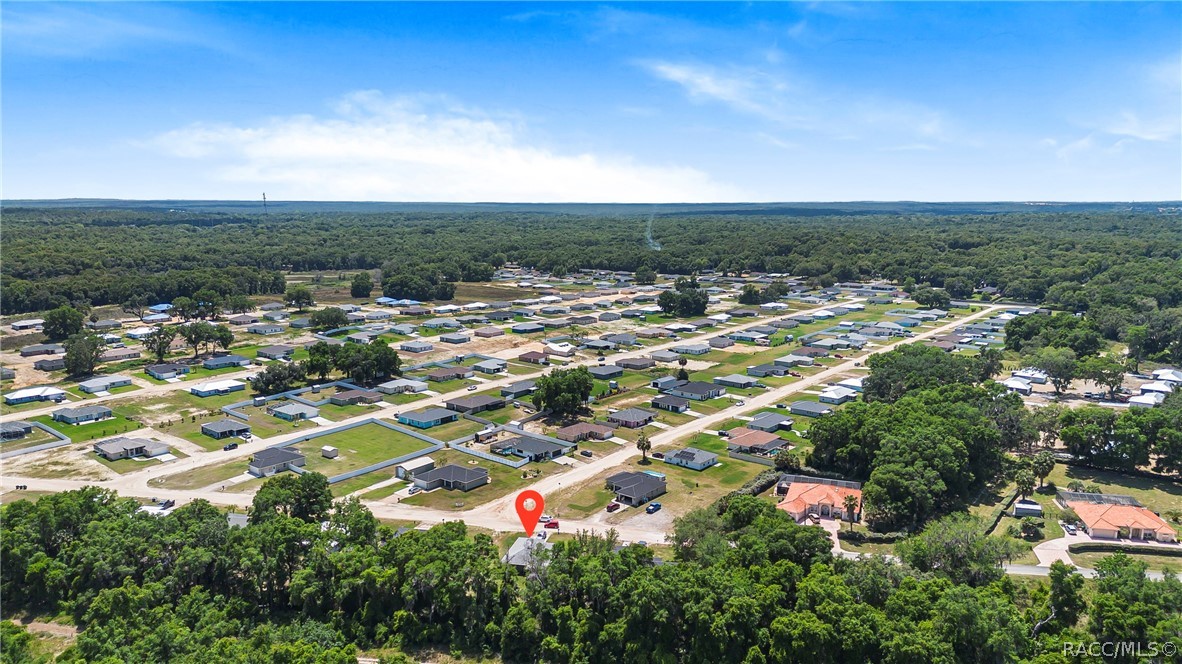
[
  {"left": 1071, "top": 550, "right": 1182, "bottom": 572},
  {"left": 417, "top": 417, "right": 486, "bottom": 442},
  {"left": 234, "top": 403, "right": 319, "bottom": 438},
  {"left": 95, "top": 449, "right": 190, "bottom": 475},
  {"left": 120, "top": 391, "right": 257, "bottom": 451},
  {"left": 294, "top": 423, "right": 435, "bottom": 476},
  {"left": 149, "top": 459, "right": 251, "bottom": 490}
]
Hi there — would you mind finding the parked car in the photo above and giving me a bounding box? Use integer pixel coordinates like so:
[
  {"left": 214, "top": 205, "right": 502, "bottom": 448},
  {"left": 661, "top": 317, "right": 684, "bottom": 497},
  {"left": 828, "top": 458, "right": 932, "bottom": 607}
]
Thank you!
[
  {"left": 1064, "top": 523, "right": 1078, "bottom": 535},
  {"left": 788, "top": 371, "right": 802, "bottom": 378},
  {"left": 807, "top": 513, "right": 821, "bottom": 524},
  {"left": 222, "top": 442, "right": 239, "bottom": 451},
  {"left": 539, "top": 514, "right": 552, "bottom": 523},
  {"left": 408, "top": 486, "right": 421, "bottom": 495},
  {"left": 544, "top": 520, "right": 560, "bottom": 529},
  {"left": 776, "top": 403, "right": 787, "bottom": 409},
  {"left": 467, "top": 385, "right": 478, "bottom": 391},
  {"left": 606, "top": 503, "right": 621, "bottom": 513},
  {"left": 645, "top": 502, "right": 662, "bottom": 514},
  {"left": 834, "top": 354, "right": 844, "bottom": 359},
  {"left": 736, "top": 400, "right": 745, "bottom": 406},
  {"left": 652, "top": 452, "right": 665, "bottom": 459},
  {"left": 579, "top": 450, "right": 593, "bottom": 458}
]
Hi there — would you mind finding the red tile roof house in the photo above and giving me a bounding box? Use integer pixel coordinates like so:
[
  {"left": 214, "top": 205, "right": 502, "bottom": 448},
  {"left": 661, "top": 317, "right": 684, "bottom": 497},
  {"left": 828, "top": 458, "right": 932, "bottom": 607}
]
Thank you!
[{"left": 776, "top": 476, "right": 862, "bottom": 523}]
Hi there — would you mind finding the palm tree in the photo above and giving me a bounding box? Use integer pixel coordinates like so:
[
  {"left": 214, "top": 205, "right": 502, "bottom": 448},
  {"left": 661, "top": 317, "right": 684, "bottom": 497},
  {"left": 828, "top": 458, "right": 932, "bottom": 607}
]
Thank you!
[
  {"left": 843, "top": 494, "right": 859, "bottom": 531},
  {"left": 636, "top": 431, "right": 652, "bottom": 464}
]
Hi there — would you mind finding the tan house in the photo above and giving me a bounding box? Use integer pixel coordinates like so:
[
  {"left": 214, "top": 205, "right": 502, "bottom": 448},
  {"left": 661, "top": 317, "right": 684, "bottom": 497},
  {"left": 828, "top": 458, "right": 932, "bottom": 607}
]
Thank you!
[
  {"left": 1062, "top": 493, "right": 1177, "bottom": 543},
  {"left": 776, "top": 476, "right": 862, "bottom": 523}
]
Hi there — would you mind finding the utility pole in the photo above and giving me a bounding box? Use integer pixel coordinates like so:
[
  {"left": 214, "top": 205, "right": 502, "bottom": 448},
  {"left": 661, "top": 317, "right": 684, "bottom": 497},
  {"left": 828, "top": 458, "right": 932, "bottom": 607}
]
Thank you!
[{"left": 262, "top": 192, "right": 268, "bottom": 214}]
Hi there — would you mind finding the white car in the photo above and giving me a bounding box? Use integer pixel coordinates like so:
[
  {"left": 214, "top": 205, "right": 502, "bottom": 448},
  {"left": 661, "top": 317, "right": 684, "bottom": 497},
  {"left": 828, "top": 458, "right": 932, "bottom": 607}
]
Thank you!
[{"left": 538, "top": 514, "right": 553, "bottom": 523}]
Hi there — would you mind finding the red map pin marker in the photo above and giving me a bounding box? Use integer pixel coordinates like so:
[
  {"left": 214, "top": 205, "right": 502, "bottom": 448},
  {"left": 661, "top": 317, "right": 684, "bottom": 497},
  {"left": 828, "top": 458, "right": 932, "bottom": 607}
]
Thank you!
[{"left": 515, "top": 490, "right": 545, "bottom": 537}]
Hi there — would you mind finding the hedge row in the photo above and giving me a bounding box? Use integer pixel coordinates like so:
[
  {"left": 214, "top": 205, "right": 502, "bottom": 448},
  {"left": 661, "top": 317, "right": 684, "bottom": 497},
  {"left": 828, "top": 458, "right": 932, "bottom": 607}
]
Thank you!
[
  {"left": 714, "top": 469, "right": 781, "bottom": 514},
  {"left": 1066, "top": 542, "right": 1182, "bottom": 557},
  {"left": 836, "top": 530, "right": 907, "bottom": 544}
]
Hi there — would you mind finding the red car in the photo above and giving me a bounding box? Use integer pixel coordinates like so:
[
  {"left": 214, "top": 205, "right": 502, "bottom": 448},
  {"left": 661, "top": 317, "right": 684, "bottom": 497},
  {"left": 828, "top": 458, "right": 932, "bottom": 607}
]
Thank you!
[
  {"left": 606, "top": 503, "right": 621, "bottom": 513},
  {"left": 544, "top": 520, "right": 560, "bottom": 529}
]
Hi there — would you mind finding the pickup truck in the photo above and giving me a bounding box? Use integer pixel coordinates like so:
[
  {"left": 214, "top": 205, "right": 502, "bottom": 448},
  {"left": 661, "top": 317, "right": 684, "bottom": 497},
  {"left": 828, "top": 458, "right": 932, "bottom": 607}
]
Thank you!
[{"left": 645, "top": 502, "right": 662, "bottom": 514}]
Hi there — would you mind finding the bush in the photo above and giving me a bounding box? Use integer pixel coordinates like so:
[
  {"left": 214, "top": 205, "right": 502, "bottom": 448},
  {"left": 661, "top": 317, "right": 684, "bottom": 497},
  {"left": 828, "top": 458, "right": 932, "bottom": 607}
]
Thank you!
[
  {"left": 837, "top": 530, "right": 906, "bottom": 545},
  {"left": 714, "top": 469, "right": 780, "bottom": 514},
  {"left": 1066, "top": 543, "right": 1182, "bottom": 558}
]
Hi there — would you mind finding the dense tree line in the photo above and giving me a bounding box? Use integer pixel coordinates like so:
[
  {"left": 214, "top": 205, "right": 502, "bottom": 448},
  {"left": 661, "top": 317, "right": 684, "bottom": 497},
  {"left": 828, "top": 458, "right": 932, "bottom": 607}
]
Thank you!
[
  {"left": 3, "top": 486, "right": 1179, "bottom": 663},
  {"left": 4, "top": 209, "right": 1180, "bottom": 326}
]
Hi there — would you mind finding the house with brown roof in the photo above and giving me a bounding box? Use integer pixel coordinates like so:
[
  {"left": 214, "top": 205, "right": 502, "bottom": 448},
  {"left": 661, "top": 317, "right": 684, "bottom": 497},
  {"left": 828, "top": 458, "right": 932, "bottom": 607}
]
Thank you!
[{"left": 555, "top": 422, "right": 616, "bottom": 442}]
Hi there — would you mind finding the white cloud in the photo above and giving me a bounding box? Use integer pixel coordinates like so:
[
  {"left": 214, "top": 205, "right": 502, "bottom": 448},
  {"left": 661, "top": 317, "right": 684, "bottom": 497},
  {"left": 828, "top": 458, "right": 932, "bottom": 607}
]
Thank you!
[
  {"left": 147, "top": 91, "right": 742, "bottom": 202},
  {"left": 1103, "top": 110, "right": 1179, "bottom": 142},
  {"left": 2, "top": 4, "right": 232, "bottom": 58}
]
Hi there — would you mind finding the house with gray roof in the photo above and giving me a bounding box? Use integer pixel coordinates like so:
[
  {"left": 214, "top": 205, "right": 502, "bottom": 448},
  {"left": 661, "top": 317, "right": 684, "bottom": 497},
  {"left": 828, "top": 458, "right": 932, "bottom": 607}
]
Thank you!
[
  {"left": 589, "top": 365, "right": 623, "bottom": 380},
  {"left": 789, "top": 401, "right": 834, "bottom": 418},
  {"left": 605, "top": 471, "right": 666, "bottom": 506},
  {"left": 501, "top": 379, "right": 537, "bottom": 398},
  {"left": 607, "top": 408, "right": 656, "bottom": 428},
  {"left": 491, "top": 436, "right": 568, "bottom": 462},
  {"left": 748, "top": 412, "right": 794, "bottom": 433},
  {"left": 398, "top": 407, "right": 460, "bottom": 429},
  {"left": 413, "top": 464, "right": 489, "bottom": 492},
  {"left": 664, "top": 447, "right": 718, "bottom": 471},
  {"left": 268, "top": 402, "right": 320, "bottom": 421},
  {"left": 1, "top": 421, "right": 34, "bottom": 440},
  {"left": 714, "top": 374, "right": 758, "bottom": 389},
  {"left": 203, "top": 354, "right": 251, "bottom": 370},
  {"left": 257, "top": 345, "right": 295, "bottom": 360},
  {"left": 52, "top": 405, "right": 113, "bottom": 425},
  {"left": 248, "top": 447, "right": 305, "bottom": 477},
  {"left": 78, "top": 375, "right": 133, "bottom": 394},
  {"left": 33, "top": 358, "right": 67, "bottom": 372},
  {"left": 445, "top": 395, "right": 505, "bottom": 414},
  {"left": 201, "top": 419, "right": 252, "bottom": 439},
  {"left": 400, "top": 340, "right": 434, "bottom": 353},
  {"left": 94, "top": 437, "right": 169, "bottom": 461}
]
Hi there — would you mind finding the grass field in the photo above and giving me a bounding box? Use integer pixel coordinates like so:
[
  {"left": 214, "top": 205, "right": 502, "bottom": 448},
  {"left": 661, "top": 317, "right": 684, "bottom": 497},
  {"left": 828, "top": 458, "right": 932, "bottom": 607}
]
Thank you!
[
  {"left": 120, "top": 390, "right": 258, "bottom": 450},
  {"left": 315, "top": 402, "right": 381, "bottom": 420},
  {"left": 149, "top": 459, "right": 250, "bottom": 490},
  {"left": 418, "top": 417, "right": 486, "bottom": 442},
  {"left": 292, "top": 422, "right": 435, "bottom": 476},
  {"left": 1071, "top": 550, "right": 1182, "bottom": 572},
  {"left": 30, "top": 412, "right": 143, "bottom": 443},
  {"left": 234, "top": 404, "right": 319, "bottom": 438},
  {"left": 0, "top": 428, "right": 61, "bottom": 452},
  {"left": 400, "top": 449, "right": 563, "bottom": 511},
  {"left": 383, "top": 391, "right": 429, "bottom": 405}
]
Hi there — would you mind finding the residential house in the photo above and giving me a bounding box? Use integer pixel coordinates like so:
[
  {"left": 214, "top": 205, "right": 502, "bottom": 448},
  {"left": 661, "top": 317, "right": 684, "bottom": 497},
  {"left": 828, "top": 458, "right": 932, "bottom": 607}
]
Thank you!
[
  {"left": 819, "top": 386, "right": 858, "bottom": 405},
  {"left": 201, "top": 419, "right": 252, "bottom": 439},
  {"left": 203, "top": 354, "right": 251, "bottom": 370},
  {"left": 1059, "top": 492, "right": 1177, "bottom": 542},
  {"left": 615, "top": 357, "right": 655, "bottom": 370},
  {"left": 648, "top": 350, "right": 680, "bottom": 363},
  {"left": 248, "top": 323, "right": 284, "bottom": 335},
  {"left": 413, "top": 464, "right": 489, "bottom": 492},
  {"left": 87, "top": 319, "right": 123, "bottom": 331},
  {"left": 652, "top": 394, "right": 690, "bottom": 413},
  {"left": 268, "top": 403, "right": 320, "bottom": 421},
  {"left": 748, "top": 412, "right": 794, "bottom": 432},
  {"left": 20, "top": 343, "right": 65, "bottom": 357},
  {"left": 545, "top": 341, "right": 576, "bottom": 356},
  {"left": 747, "top": 363, "right": 786, "bottom": 378},
  {"left": 473, "top": 359, "right": 508, "bottom": 374},
  {"left": 439, "top": 333, "right": 471, "bottom": 345},
  {"left": 602, "top": 333, "right": 638, "bottom": 346},
  {"left": 776, "top": 475, "right": 863, "bottom": 522},
  {"left": 53, "top": 405, "right": 113, "bottom": 425},
  {"left": 445, "top": 395, "right": 505, "bottom": 414},
  {"left": 33, "top": 357, "right": 67, "bottom": 371},
  {"left": 789, "top": 401, "right": 833, "bottom": 418},
  {"left": 589, "top": 365, "right": 623, "bottom": 380},
  {"left": 836, "top": 377, "right": 864, "bottom": 392},
  {"left": 518, "top": 351, "right": 549, "bottom": 365},
  {"left": 99, "top": 348, "right": 140, "bottom": 363},
  {"left": 672, "top": 344, "right": 711, "bottom": 355},
  {"left": 555, "top": 422, "right": 615, "bottom": 443},
  {"left": 378, "top": 378, "right": 430, "bottom": 394},
  {"left": 714, "top": 374, "right": 758, "bottom": 389},
  {"left": 605, "top": 471, "right": 667, "bottom": 506},
  {"left": 395, "top": 456, "right": 435, "bottom": 480},
  {"left": 144, "top": 363, "right": 191, "bottom": 380},
  {"left": 78, "top": 375, "right": 132, "bottom": 394},
  {"left": 400, "top": 340, "right": 434, "bottom": 353},
  {"left": 398, "top": 407, "right": 460, "bottom": 429},
  {"left": 501, "top": 380, "right": 537, "bottom": 398},
  {"left": 709, "top": 337, "right": 735, "bottom": 349},
  {"left": 664, "top": 381, "right": 725, "bottom": 401},
  {"left": 11, "top": 319, "right": 44, "bottom": 331},
  {"left": 94, "top": 437, "right": 169, "bottom": 460},
  {"left": 512, "top": 322, "right": 545, "bottom": 334},
  {"left": 228, "top": 314, "right": 260, "bottom": 326},
  {"left": 501, "top": 536, "right": 555, "bottom": 569},
  {"left": 598, "top": 312, "right": 622, "bottom": 322},
  {"left": 328, "top": 389, "right": 382, "bottom": 405},
  {"left": 474, "top": 326, "right": 505, "bottom": 338},
  {"left": 1002, "top": 377, "right": 1033, "bottom": 396},
  {"left": 607, "top": 408, "right": 656, "bottom": 428},
  {"left": 4, "top": 386, "right": 67, "bottom": 405},
  {"left": 726, "top": 427, "right": 789, "bottom": 455},
  {"left": 426, "top": 366, "right": 474, "bottom": 382},
  {"left": 664, "top": 447, "right": 718, "bottom": 471},
  {"left": 257, "top": 345, "right": 295, "bottom": 360},
  {"left": 248, "top": 447, "right": 306, "bottom": 477},
  {"left": 492, "top": 435, "right": 568, "bottom": 462},
  {"left": 0, "top": 421, "right": 34, "bottom": 440},
  {"left": 190, "top": 379, "right": 246, "bottom": 397}
]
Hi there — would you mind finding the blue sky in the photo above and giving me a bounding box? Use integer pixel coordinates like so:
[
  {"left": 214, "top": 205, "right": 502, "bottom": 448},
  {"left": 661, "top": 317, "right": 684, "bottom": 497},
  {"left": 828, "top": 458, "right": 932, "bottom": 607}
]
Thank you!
[{"left": 3, "top": 2, "right": 1179, "bottom": 202}]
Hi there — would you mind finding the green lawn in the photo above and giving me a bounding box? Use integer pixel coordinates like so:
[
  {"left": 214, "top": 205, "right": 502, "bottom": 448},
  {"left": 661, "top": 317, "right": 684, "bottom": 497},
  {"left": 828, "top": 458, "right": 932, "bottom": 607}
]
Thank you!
[
  {"left": 331, "top": 468, "right": 400, "bottom": 497},
  {"left": 417, "top": 417, "right": 486, "bottom": 441},
  {"left": 68, "top": 383, "right": 142, "bottom": 400},
  {"left": 1071, "top": 551, "right": 1182, "bottom": 573},
  {"left": 1045, "top": 463, "right": 1182, "bottom": 513},
  {"left": 119, "top": 390, "right": 258, "bottom": 450},
  {"left": 361, "top": 478, "right": 408, "bottom": 500},
  {"left": 383, "top": 391, "right": 429, "bottom": 405},
  {"left": 293, "top": 422, "right": 435, "bottom": 475},
  {"left": 149, "top": 459, "right": 249, "bottom": 490},
  {"left": 30, "top": 412, "right": 143, "bottom": 443},
  {"left": 234, "top": 404, "right": 319, "bottom": 438},
  {"left": 316, "top": 402, "right": 381, "bottom": 420},
  {"left": 1, "top": 397, "right": 81, "bottom": 415},
  {"left": 400, "top": 449, "right": 562, "bottom": 511}
]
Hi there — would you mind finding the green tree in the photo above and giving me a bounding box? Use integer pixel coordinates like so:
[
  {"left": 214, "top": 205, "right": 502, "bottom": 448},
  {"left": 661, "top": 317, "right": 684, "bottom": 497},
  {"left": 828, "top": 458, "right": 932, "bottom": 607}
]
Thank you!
[
  {"left": 302, "top": 341, "right": 338, "bottom": 380},
  {"left": 636, "top": 430, "right": 652, "bottom": 464},
  {"left": 171, "top": 296, "right": 198, "bottom": 321},
  {"left": 911, "top": 287, "right": 951, "bottom": 309},
  {"left": 1014, "top": 469, "right": 1036, "bottom": 498},
  {"left": 63, "top": 332, "right": 103, "bottom": 377},
  {"left": 310, "top": 307, "right": 349, "bottom": 330},
  {"left": 143, "top": 325, "right": 177, "bottom": 363},
  {"left": 350, "top": 272, "right": 374, "bottom": 298},
  {"left": 213, "top": 324, "right": 235, "bottom": 351},
  {"left": 634, "top": 266, "right": 657, "bottom": 285},
  {"left": 285, "top": 285, "right": 315, "bottom": 311},
  {"left": 249, "top": 362, "right": 307, "bottom": 396},
  {"left": 738, "top": 284, "right": 764, "bottom": 305},
  {"left": 42, "top": 305, "right": 84, "bottom": 342},
  {"left": 531, "top": 366, "right": 593, "bottom": 418},
  {"left": 1031, "top": 450, "right": 1055, "bottom": 487},
  {"left": 1078, "top": 352, "right": 1127, "bottom": 399},
  {"left": 1029, "top": 346, "right": 1077, "bottom": 397},
  {"left": 975, "top": 347, "right": 1004, "bottom": 381},
  {"left": 896, "top": 514, "right": 1018, "bottom": 586},
  {"left": 1124, "top": 325, "right": 1149, "bottom": 372},
  {"left": 121, "top": 294, "right": 151, "bottom": 320},
  {"left": 225, "top": 293, "right": 254, "bottom": 314}
]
